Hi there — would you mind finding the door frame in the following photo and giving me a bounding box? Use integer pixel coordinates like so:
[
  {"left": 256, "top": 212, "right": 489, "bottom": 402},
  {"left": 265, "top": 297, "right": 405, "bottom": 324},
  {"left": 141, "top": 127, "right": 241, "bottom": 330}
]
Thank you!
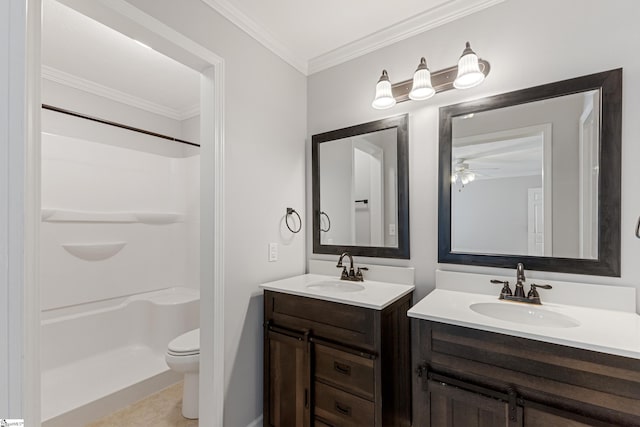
[{"left": 22, "top": 1, "right": 226, "bottom": 425}]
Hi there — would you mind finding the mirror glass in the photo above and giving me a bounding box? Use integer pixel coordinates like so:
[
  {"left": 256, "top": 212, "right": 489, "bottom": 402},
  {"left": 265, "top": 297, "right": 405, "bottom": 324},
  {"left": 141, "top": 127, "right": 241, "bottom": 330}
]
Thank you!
[
  {"left": 319, "top": 128, "right": 398, "bottom": 247},
  {"left": 439, "top": 69, "right": 621, "bottom": 276},
  {"left": 313, "top": 114, "right": 409, "bottom": 259},
  {"left": 451, "top": 90, "right": 600, "bottom": 259}
]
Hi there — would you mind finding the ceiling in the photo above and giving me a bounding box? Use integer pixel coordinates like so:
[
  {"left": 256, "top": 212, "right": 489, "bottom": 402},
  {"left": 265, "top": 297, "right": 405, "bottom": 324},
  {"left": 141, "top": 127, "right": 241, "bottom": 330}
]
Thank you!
[
  {"left": 41, "top": 0, "right": 504, "bottom": 119},
  {"left": 204, "top": 0, "right": 505, "bottom": 74},
  {"left": 453, "top": 135, "right": 543, "bottom": 180}
]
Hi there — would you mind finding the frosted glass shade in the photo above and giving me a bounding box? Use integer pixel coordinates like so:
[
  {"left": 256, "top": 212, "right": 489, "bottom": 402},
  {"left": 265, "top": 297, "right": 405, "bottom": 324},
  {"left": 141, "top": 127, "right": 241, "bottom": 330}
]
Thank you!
[
  {"left": 409, "top": 57, "right": 435, "bottom": 101},
  {"left": 372, "top": 70, "right": 396, "bottom": 109},
  {"left": 454, "top": 42, "right": 485, "bottom": 89}
]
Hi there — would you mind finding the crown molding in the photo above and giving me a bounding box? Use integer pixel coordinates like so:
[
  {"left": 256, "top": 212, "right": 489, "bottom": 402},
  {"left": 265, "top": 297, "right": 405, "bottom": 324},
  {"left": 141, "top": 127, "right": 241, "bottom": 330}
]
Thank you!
[
  {"left": 308, "top": 0, "right": 505, "bottom": 74},
  {"left": 180, "top": 104, "right": 201, "bottom": 120},
  {"left": 41, "top": 65, "right": 199, "bottom": 121},
  {"left": 199, "top": 0, "right": 308, "bottom": 75},
  {"left": 200, "top": 0, "right": 503, "bottom": 75}
]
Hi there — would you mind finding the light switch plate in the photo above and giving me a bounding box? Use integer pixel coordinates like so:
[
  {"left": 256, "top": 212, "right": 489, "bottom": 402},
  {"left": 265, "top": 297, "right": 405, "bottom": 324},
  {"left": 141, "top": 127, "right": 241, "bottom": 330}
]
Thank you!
[{"left": 268, "top": 242, "right": 278, "bottom": 262}]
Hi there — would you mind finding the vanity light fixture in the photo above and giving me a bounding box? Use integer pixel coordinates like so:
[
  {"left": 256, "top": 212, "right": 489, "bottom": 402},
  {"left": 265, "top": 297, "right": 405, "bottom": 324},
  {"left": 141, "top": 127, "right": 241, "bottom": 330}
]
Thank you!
[
  {"left": 372, "top": 41, "right": 490, "bottom": 110},
  {"left": 409, "top": 57, "right": 435, "bottom": 101},
  {"left": 371, "top": 70, "right": 396, "bottom": 109},
  {"left": 454, "top": 42, "right": 485, "bottom": 89}
]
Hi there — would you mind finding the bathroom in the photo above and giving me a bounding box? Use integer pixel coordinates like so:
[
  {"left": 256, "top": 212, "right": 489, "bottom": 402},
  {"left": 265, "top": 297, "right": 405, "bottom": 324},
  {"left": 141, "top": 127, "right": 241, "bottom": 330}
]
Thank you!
[{"left": 1, "top": 0, "right": 640, "bottom": 426}]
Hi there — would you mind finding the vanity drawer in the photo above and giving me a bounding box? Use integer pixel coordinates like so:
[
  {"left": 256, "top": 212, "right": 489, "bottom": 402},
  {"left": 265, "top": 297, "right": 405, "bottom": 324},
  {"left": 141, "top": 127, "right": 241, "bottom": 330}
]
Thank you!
[
  {"left": 314, "top": 382, "right": 375, "bottom": 427},
  {"left": 315, "top": 343, "right": 375, "bottom": 401},
  {"left": 266, "top": 291, "right": 375, "bottom": 349}
]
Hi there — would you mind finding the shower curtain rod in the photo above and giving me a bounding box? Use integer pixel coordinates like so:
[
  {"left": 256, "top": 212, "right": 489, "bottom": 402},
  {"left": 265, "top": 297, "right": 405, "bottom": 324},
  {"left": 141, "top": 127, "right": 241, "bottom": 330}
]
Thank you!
[{"left": 42, "top": 104, "right": 200, "bottom": 147}]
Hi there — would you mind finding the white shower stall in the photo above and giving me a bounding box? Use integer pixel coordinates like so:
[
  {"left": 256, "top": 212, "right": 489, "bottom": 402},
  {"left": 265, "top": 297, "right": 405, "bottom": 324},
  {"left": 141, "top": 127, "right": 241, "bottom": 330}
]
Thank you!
[{"left": 39, "top": 106, "right": 200, "bottom": 426}]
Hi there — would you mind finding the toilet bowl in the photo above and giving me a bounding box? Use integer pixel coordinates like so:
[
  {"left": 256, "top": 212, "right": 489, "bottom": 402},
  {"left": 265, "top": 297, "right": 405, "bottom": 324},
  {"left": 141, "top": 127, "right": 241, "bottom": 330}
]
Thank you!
[{"left": 166, "top": 328, "right": 200, "bottom": 419}]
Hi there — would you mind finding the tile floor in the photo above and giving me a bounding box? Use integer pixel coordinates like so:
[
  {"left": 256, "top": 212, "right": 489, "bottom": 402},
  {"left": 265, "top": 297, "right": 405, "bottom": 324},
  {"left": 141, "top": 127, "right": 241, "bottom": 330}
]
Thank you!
[{"left": 86, "top": 382, "right": 198, "bottom": 427}]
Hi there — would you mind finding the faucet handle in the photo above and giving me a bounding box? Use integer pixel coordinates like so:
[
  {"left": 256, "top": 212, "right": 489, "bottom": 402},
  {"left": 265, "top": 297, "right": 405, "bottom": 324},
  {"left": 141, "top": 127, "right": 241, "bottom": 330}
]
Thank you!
[
  {"left": 528, "top": 283, "right": 552, "bottom": 299},
  {"left": 491, "top": 279, "right": 512, "bottom": 299},
  {"left": 339, "top": 266, "right": 349, "bottom": 280},
  {"left": 355, "top": 267, "right": 368, "bottom": 281}
]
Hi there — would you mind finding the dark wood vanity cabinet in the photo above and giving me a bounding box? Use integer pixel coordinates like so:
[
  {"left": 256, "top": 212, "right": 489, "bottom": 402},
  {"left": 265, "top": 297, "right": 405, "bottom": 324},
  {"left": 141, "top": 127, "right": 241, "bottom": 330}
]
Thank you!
[
  {"left": 413, "top": 320, "right": 640, "bottom": 427},
  {"left": 265, "top": 327, "right": 311, "bottom": 427},
  {"left": 263, "top": 290, "right": 412, "bottom": 427}
]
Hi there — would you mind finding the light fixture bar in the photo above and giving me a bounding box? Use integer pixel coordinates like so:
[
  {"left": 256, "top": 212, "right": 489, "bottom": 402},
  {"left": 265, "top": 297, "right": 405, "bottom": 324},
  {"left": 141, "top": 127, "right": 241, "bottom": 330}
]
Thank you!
[{"left": 390, "top": 59, "right": 490, "bottom": 104}]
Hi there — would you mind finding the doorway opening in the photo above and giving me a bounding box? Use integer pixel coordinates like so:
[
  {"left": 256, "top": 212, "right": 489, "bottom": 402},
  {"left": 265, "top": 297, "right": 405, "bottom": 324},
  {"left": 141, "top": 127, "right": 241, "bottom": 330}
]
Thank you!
[{"left": 26, "top": 0, "right": 226, "bottom": 425}]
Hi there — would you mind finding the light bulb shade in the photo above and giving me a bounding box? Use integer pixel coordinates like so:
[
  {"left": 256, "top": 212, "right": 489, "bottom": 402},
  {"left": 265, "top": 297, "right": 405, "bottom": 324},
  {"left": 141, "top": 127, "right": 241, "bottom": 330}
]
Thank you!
[
  {"left": 372, "top": 70, "right": 396, "bottom": 109},
  {"left": 454, "top": 42, "right": 485, "bottom": 89},
  {"left": 409, "top": 57, "right": 435, "bottom": 101}
]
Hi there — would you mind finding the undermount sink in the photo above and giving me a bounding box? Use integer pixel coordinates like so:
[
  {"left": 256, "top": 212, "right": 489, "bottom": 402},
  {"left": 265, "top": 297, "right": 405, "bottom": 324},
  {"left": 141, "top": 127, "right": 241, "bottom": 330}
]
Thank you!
[
  {"left": 306, "top": 280, "right": 365, "bottom": 293},
  {"left": 470, "top": 302, "right": 580, "bottom": 328}
]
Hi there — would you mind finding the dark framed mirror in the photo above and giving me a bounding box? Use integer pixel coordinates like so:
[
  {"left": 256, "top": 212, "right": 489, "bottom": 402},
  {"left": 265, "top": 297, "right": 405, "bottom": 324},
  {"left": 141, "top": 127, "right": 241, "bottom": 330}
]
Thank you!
[
  {"left": 312, "top": 114, "right": 410, "bottom": 258},
  {"left": 439, "top": 69, "right": 622, "bottom": 276}
]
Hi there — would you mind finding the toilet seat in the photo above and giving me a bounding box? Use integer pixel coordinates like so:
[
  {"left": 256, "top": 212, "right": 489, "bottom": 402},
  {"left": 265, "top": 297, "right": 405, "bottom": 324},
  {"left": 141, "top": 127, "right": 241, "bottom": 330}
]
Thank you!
[{"left": 168, "top": 328, "right": 200, "bottom": 356}]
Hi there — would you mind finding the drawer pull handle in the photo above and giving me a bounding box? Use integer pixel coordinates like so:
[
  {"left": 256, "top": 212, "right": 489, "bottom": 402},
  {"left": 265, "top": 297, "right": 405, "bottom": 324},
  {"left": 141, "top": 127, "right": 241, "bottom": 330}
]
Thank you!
[
  {"left": 334, "top": 361, "right": 351, "bottom": 376},
  {"left": 334, "top": 401, "right": 352, "bottom": 417}
]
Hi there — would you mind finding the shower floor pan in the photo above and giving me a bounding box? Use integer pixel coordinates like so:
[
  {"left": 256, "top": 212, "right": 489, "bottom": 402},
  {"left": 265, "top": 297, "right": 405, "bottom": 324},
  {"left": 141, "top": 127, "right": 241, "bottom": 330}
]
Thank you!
[{"left": 41, "top": 344, "right": 180, "bottom": 426}]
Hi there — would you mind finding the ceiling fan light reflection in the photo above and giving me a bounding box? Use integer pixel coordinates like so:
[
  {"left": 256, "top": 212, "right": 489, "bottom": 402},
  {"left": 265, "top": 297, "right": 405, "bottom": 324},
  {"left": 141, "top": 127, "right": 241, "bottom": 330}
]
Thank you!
[{"left": 451, "top": 169, "right": 476, "bottom": 186}]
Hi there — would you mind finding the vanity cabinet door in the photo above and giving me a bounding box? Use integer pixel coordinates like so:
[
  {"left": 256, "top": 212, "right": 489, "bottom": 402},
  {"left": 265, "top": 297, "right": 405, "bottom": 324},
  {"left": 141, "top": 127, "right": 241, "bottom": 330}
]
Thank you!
[
  {"left": 427, "top": 379, "right": 523, "bottom": 427},
  {"left": 264, "top": 328, "right": 311, "bottom": 427}
]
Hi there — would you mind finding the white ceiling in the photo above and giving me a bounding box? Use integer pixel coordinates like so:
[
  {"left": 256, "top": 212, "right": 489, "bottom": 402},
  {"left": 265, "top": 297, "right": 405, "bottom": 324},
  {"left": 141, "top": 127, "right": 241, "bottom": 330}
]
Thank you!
[
  {"left": 453, "top": 135, "right": 543, "bottom": 180},
  {"left": 203, "top": 0, "right": 505, "bottom": 74},
  {"left": 41, "top": 0, "right": 504, "bottom": 118}
]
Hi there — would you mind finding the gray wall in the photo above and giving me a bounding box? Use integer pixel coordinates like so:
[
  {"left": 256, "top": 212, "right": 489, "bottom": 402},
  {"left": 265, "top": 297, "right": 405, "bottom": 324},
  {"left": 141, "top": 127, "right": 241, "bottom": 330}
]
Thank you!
[
  {"left": 452, "top": 175, "right": 542, "bottom": 255},
  {"left": 319, "top": 139, "right": 352, "bottom": 244},
  {"left": 122, "top": 1, "right": 308, "bottom": 426},
  {"left": 307, "top": 0, "right": 640, "bottom": 311}
]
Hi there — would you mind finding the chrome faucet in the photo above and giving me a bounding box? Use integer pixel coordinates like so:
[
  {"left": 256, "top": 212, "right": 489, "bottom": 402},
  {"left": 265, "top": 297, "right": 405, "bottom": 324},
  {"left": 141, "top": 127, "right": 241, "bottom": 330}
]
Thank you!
[
  {"left": 336, "top": 252, "right": 368, "bottom": 282},
  {"left": 490, "top": 263, "right": 552, "bottom": 304}
]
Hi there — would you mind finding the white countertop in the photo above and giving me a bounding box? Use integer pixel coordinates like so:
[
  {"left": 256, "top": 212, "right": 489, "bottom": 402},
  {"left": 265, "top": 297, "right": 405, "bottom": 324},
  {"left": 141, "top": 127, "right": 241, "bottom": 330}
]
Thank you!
[
  {"left": 259, "top": 273, "right": 415, "bottom": 310},
  {"left": 408, "top": 271, "right": 640, "bottom": 360}
]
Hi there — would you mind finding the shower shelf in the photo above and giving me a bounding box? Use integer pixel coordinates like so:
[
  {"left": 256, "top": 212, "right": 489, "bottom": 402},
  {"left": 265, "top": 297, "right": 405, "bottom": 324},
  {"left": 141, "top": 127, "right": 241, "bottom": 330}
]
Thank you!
[
  {"left": 61, "top": 242, "right": 126, "bottom": 261},
  {"left": 41, "top": 209, "right": 185, "bottom": 224}
]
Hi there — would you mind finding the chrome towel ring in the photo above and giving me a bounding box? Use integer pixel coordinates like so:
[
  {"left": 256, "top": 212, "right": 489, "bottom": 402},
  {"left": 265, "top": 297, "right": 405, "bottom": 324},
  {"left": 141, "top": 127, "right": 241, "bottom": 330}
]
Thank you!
[
  {"left": 320, "top": 211, "right": 331, "bottom": 232},
  {"left": 285, "top": 207, "right": 302, "bottom": 233}
]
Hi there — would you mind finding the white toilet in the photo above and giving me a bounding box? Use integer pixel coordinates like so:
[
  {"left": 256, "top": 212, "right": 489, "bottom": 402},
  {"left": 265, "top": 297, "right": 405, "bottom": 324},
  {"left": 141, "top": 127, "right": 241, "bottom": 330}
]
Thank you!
[{"left": 166, "top": 328, "right": 200, "bottom": 419}]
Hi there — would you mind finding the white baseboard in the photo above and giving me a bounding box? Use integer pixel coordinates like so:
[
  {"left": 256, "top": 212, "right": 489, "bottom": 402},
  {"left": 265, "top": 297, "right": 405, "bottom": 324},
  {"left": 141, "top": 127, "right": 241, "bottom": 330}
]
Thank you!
[{"left": 246, "top": 415, "right": 263, "bottom": 427}]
